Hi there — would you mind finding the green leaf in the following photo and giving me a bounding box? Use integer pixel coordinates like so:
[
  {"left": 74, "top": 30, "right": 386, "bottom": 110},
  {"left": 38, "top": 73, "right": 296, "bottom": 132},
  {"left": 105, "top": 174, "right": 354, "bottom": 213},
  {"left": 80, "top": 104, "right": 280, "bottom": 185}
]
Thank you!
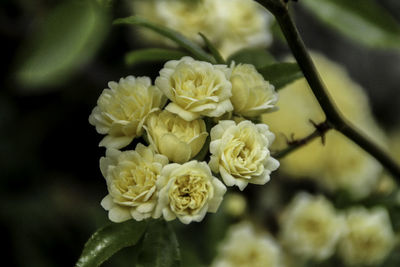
[
  {"left": 75, "top": 220, "right": 148, "bottom": 267},
  {"left": 114, "top": 16, "right": 214, "bottom": 63},
  {"left": 198, "top": 33, "right": 225, "bottom": 64},
  {"left": 257, "top": 62, "right": 303, "bottom": 90},
  {"left": 125, "top": 48, "right": 187, "bottom": 67},
  {"left": 302, "top": 0, "right": 400, "bottom": 50},
  {"left": 15, "top": 0, "right": 110, "bottom": 91},
  {"left": 227, "top": 48, "right": 276, "bottom": 68},
  {"left": 137, "top": 220, "right": 181, "bottom": 267}
]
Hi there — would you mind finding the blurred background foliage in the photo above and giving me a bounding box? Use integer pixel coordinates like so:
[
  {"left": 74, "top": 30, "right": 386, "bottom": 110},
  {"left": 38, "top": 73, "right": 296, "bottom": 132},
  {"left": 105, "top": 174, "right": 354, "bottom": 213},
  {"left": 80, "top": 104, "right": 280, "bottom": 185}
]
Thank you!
[{"left": 1, "top": 0, "right": 400, "bottom": 266}]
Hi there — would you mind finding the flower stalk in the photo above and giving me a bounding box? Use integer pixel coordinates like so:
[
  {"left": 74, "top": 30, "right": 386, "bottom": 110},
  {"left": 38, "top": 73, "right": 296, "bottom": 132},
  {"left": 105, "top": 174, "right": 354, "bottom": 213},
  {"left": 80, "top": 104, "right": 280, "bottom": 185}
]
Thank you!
[{"left": 256, "top": 0, "right": 400, "bottom": 178}]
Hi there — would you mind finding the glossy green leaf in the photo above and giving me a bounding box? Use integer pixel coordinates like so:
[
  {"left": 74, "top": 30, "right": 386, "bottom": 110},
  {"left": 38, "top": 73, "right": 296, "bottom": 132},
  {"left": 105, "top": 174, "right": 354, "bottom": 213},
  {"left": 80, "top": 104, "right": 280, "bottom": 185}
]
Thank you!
[
  {"left": 227, "top": 48, "right": 276, "bottom": 68},
  {"left": 15, "top": 0, "right": 110, "bottom": 90},
  {"left": 302, "top": 0, "right": 400, "bottom": 50},
  {"left": 75, "top": 220, "right": 148, "bottom": 267},
  {"left": 125, "top": 48, "right": 187, "bottom": 67},
  {"left": 257, "top": 62, "right": 303, "bottom": 90},
  {"left": 137, "top": 220, "right": 181, "bottom": 267},
  {"left": 114, "top": 16, "right": 214, "bottom": 63},
  {"left": 198, "top": 33, "right": 225, "bottom": 64}
]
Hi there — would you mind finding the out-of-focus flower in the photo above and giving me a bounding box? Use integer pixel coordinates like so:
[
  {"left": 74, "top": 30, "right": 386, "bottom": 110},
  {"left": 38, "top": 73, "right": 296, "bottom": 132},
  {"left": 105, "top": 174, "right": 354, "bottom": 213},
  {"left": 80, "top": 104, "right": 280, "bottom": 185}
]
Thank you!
[
  {"left": 207, "top": 0, "right": 273, "bottom": 57},
  {"left": 338, "top": 207, "right": 395, "bottom": 266},
  {"left": 279, "top": 192, "right": 346, "bottom": 261},
  {"left": 211, "top": 221, "right": 284, "bottom": 267},
  {"left": 155, "top": 57, "right": 233, "bottom": 121},
  {"left": 89, "top": 76, "right": 165, "bottom": 149},
  {"left": 144, "top": 110, "right": 208, "bottom": 163},
  {"left": 224, "top": 193, "right": 247, "bottom": 217},
  {"left": 132, "top": 0, "right": 211, "bottom": 46},
  {"left": 209, "top": 120, "right": 279, "bottom": 190},
  {"left": 230, "top": 63, "right": 278, "bottom": 117},
  {"left": 131, "top": 0, "right": 273, "bottom": 57},
  {"left": 154, "top": 160, "right": 226, "bottom": 224},
  {"left": 262, "top": 53, "right": 386, "bottom": 199},
  {"left": 100, "top": 144, "right": 169, "bottom": 222}
]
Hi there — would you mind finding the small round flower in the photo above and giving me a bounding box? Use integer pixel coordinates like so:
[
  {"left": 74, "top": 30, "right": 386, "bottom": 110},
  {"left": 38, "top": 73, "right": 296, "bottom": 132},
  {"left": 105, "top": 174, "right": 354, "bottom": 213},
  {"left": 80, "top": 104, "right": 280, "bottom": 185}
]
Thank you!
[
  {"left": 279, "top": 192, "right": 346, "bottom": 261},
  {"left": 154, "top": 160, "right": 226, "bottom": 224},
  {"left": 211, "top": 221, "right": 284, "bottom": 267},
  {"left": 230, "top": 63, "right": 278, "bottom": 117},
  {"left": 100, "top": 144, "right": 168, "bottom": 222},
  {"left": 89, "top": 76, "right": 166, "bottom": 149},
  {"left": 144, "top": 110, "right": 208, "bottom": 163},
  {"left": 155, "top": 57, "right": 233, "bottom": 121},
  {"left": 338, "top": 207, "right": 396, "bottom": 266},
  {"left": 209, "top": 120, "right": 279, "bottom": 191},
  {"left": 224, "top": 193, "right": 247, "bottom": 217}
]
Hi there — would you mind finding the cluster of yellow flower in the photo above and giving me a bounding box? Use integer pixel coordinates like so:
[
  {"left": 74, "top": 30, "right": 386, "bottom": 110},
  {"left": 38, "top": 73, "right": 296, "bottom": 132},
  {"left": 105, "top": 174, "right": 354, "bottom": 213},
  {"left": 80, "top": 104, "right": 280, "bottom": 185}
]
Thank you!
[
  {"left": 280, "top": 192, "right": 396, "bottom": 266},
  {"left": 212, "top": 192, "right": 396, "bottom": 267},
  {"left": 131, "top": 0, "right": 273, "bottom": 57},
  {"left": 89, "top": 56, "right": 279, "bottom": 224}
]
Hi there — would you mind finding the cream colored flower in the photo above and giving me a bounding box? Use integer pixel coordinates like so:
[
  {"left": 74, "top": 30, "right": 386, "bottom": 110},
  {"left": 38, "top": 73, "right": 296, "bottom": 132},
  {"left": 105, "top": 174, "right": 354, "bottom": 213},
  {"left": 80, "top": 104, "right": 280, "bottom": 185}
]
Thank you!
[
  {"left": 144, "top": 110, "right": 208, "bottom": 163},
  {"left": 207, "top": 0, "right": 273, "bottom": 57},
  {"left": 230, "top": 63, "right": 278, "bottom": 117},
  {"left": 132, "top": 0, "right": 211, "bottom": 46},
  {"left": 338, "top": 207, "right": 395, "bottom": 266},
  {"left": 262, "top": 53, "right": 387, "bottom": 199},
  {"left": 155, "top": 57, "right": 233, "bottom": 121},
  {"left": 131, "top": 0, "right": 273, "bottom": 58},
  {"left": 209, "top": 120, "right": 279, "bottom": 190},
  {"left": 154, "top": 160, "right": 226, "bottom": 224},
  {"left": 211, "top": 221, "right": 284, "bottom": 267},
  {"left": 279, "top": 192, "right": 346, "bottom": 261},
  {"left": 100, "top": 144, "right": 168, "bottom": 222},
  {"left": 89, "top": 76, "right": 165, "bottom": 149}
]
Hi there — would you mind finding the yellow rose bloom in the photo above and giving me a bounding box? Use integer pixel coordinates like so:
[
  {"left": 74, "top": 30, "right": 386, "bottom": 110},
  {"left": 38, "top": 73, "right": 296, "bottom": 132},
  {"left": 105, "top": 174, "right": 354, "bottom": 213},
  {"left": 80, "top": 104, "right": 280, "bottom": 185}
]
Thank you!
[
  {"left": 155, "top": 57, "right": 233, "bottom": 121},
  {"left": 279, "top": 192, "right": 346, "bottom": 261},
  {"left": 211, "top": 221, "right": 284, "bottom": 267},
  {"left": 230, "top": 63, "right": 278, "bottom": 117},
  {"left": 207, "top": 0, "right": 273, "bottom": 57},
  {"left": 100, "top": 144, "right": 169, "bottom": 222},
  {"left": 154, "top": 160, "right": 226, "bottom": 224},
  {"left": 338, "top": 207, "right": 395, "bottom": 266},
  {"left": 144, "top": 110, "right": 208, "bottom": 163},
  {"left": 89, "top": 76, "right": 166, "bottom": 149},
  {"left": 209, "top": 120, "right": 279, "bottom": 190},
  {"left": 262, "top": 53, "right": 387, "bottom": 199},
  {"left": 132, "top": 0, "right": 211, "bottom": 46}
]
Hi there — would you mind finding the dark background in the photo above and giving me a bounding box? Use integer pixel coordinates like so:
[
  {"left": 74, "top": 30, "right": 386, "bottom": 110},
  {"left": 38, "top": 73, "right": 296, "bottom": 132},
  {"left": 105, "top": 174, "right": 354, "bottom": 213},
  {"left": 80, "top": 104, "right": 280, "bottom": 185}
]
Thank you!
[{"left": 1, "top": 0, "right": 400, "bottom": 266}]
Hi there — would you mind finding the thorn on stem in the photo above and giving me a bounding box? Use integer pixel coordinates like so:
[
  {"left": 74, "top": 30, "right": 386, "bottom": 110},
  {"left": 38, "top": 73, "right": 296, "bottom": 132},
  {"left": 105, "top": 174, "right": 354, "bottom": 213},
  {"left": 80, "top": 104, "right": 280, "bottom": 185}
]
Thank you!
[{"left": 309, "top": 119, "right": 330, "bottom": 145}]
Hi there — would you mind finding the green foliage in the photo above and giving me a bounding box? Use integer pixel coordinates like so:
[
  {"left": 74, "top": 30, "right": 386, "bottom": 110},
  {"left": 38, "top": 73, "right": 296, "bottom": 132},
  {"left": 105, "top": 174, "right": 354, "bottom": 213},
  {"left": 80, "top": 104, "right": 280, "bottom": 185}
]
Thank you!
[
  {"left": 257, "top": 62, "right": 303, "bottom": 90},
  {"left": 114, "top": 16, "right": 214, "bottom": 63},
  {"left": 75, "top": 220, "right": 148, "bottom": 267},
  {"left": 15, "top": 0, "right": 110, "bottom": 91},
  {"left": 136, "top": 220, "right": 181, "bottom": 267},
  {"left": 199, "top": 33, "right": 226, "bottom": 64},
  {"left": 302, "top": 0, "right": 400, "bottom": 50},
  {"left": 125, "top": 48, "right": 187, "bottom": 67},
  {"left": 227, "top": 48, "right": 276, "bottom": 68}
]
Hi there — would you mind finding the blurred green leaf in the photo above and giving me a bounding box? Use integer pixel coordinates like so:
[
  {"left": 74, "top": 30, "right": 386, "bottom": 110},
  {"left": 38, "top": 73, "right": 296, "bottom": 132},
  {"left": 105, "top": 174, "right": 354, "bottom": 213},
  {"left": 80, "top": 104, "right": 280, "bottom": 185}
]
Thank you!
[
  {"left": 227, "top": 48, "right": 276, "bottom": 68},
  {"left": 125, "top": 48, "right": 187, "bottom": 67},
  {"left": 302, "top": 0, "right": 400, "bottom": 50},
  {"left": 114, "top": 16, "right": 214, "bottom": 63},
  {"left": 199, "top": 33, "right": 225, "bottom": 64},
  {"left": 75, "top": 220, "right": 148, "bottom": 267},
  {"left": 15, "top": 0, "right": 110, "bottom": 91},
  {"left": 257, "top": 62, "right": 303, "bottom": 90},
  {"left": 137, "top": 220, "right": 181, "bottom": 267}
]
